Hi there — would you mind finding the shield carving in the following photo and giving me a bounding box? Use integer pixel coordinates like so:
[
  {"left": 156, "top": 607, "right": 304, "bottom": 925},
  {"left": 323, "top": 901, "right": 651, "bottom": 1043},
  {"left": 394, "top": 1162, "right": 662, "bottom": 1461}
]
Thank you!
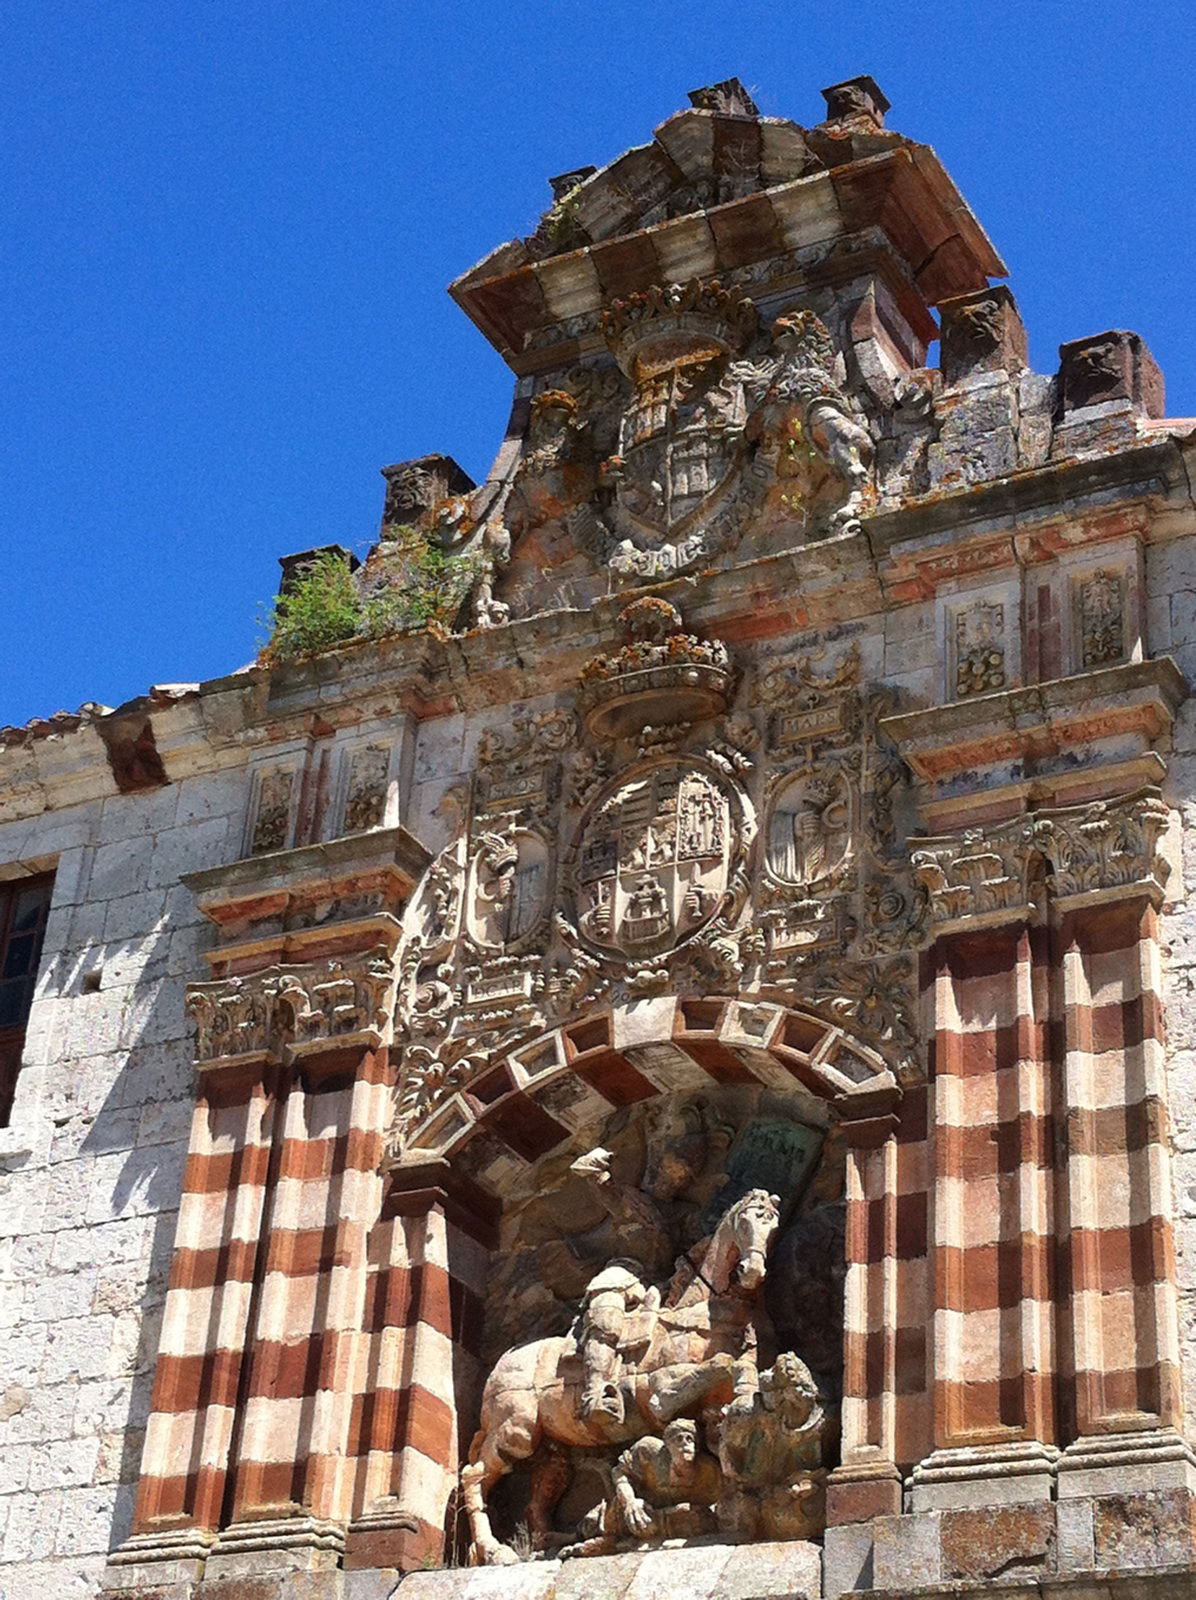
[
  {"left": 612, "top": 347, "right": 747, "bottom": 541},
  {"left": 575, "top": 764, "right": 735, "bottom": 957},
  {"left": 601, "top": 280, "right": 758, "bottom": 546}
]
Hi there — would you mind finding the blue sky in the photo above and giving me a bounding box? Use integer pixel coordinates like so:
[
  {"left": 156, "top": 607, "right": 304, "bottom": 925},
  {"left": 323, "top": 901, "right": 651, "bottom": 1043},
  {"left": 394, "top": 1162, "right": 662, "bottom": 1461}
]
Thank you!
[{"left": 3, "top": 1, "right": 1194, "bottom": 726}]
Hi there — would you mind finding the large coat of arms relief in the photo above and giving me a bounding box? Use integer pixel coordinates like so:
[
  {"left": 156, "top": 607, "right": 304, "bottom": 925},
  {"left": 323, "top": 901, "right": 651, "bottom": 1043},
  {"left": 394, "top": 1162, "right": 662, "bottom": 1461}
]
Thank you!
[
  {"left": 571, "top": 759, "right": 751, "bottom": 969},
  {"left": 486, "top": 280, "right": 878, "bottom": 611}
]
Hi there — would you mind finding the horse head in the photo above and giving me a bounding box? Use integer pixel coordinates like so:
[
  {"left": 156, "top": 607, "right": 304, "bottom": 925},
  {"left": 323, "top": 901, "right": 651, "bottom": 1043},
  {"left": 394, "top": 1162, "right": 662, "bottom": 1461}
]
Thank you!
[{"left": 704, "top": 1187, "right": 781, "bottom": 1295}]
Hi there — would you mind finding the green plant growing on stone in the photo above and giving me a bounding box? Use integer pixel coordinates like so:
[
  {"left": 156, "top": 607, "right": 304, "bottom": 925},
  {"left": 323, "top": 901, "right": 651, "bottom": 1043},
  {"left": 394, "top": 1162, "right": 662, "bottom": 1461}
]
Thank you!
[
  {"left": 261, "top": 527, "right": 485, "bottom": 663},
  {"left": 262, "top": 548, "right": 364, "bottom": 662},
  {"left": 361, "top": 523, "right": 483, "bottom": 637},
  {"left": 540, "top": 185, "right": 584, "bottom": 250}
]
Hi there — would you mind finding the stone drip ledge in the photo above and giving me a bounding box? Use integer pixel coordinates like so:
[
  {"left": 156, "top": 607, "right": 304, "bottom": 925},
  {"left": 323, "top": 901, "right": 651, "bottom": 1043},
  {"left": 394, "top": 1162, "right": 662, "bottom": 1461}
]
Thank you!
[{"left": 395, "top": 1540, "right": 821, "bottom": 1600}]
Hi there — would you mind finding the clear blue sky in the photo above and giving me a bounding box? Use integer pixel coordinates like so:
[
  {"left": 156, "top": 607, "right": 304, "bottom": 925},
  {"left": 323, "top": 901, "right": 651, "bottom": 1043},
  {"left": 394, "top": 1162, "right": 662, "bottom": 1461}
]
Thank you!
[{"left": 3, "top": 1, "right": 1194, "bottom": 727}]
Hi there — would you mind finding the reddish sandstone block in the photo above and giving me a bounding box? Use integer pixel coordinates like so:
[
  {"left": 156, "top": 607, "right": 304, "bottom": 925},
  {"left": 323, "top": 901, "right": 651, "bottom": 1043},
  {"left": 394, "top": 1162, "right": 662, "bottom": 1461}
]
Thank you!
[{"left": 941, "top": 1502, "right": 1055, "bottom": 1580}]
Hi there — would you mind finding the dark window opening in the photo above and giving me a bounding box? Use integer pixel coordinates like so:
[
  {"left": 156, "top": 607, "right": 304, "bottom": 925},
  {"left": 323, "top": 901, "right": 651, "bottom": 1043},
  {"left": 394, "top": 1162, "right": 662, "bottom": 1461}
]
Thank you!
[{"left": 0, "top": 873, "right": 53, "bottom": 1128}]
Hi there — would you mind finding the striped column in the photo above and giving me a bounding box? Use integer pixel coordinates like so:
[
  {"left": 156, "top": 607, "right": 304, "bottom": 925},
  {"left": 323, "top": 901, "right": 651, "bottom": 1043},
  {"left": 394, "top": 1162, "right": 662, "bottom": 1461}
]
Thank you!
[
  {"left": 829, "top": 1084, "right": 930, "bottom": 1525},
  {"left": 207, "top": 1044, "right": 392, "bottom": 1568},
  {"left": 1034, "top": 790, "right": 1196, "bottom": 1501},
  {"left": 115, "top": 1059, "right": 280, "bottom": 1570},
  {"left": 908, "top": 821, "right": 1059, "bottom": 1509},
  {"left": 344, "top": 1164, "right": 494, "bottom": 1571},
  {"left": 1051, "top": 894, "right": 1195, "bottom": 1500}
]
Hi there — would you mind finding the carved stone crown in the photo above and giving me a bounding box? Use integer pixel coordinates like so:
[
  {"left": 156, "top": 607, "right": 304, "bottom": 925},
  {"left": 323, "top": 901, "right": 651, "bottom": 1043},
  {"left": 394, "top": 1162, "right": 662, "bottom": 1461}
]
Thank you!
[
  {"left": 600, "top": 278, "right": 758, "bottom": 373},
  {"left": 578, "top": 597, "right": 733, "bottom": 739}
]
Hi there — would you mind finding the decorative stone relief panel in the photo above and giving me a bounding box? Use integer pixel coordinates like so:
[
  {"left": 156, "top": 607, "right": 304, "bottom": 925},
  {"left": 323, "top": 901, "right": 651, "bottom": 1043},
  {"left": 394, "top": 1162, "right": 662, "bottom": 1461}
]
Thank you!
[
  {"left": 1077, "top": 569, "right": 1126, "bottom": 668},
  {"left": 952, "top": 598, "right": 1006, "bottom": 697},
  {"left": 491, "top": 280, "right": 879, "bottom": 614},
  {"left": 245, "top": 762, "right": 299, "bottom": 856},
  {"left": 334, "top": 739, "right": 397, "bottom": 836},
  {"left": 186, "top": 946, "right": 397, "bottom": 1065},
  {"left": 390, "top": 615, "right": 926, "bottom": 1163},
  {"left": 911, "top": 788, "right": 1172, "bottom": 934}
]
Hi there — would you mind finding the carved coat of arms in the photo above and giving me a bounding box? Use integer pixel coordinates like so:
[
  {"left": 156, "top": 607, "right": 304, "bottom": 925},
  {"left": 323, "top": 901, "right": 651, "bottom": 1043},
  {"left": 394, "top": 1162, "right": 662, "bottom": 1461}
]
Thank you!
[
  {"left": 575, "top": 763, "right": 738, "bottom": 957},
  {"left": 599, "top": 281, "right": 759, "bottom": 567}
]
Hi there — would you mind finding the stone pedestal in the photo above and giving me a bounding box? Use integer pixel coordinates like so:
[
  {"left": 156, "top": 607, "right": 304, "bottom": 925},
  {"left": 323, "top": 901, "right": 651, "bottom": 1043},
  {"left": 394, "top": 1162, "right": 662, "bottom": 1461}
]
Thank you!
[{"left": 907, "top": 1441, "right": 1060, "bottom": 1511}]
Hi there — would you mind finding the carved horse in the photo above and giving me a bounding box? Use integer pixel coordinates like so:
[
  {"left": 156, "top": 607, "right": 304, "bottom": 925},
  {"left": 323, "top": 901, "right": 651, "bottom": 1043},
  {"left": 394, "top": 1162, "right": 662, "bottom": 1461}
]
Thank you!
[{"left": 461, "top": 1188, "right": 780, "bottom": 1565}]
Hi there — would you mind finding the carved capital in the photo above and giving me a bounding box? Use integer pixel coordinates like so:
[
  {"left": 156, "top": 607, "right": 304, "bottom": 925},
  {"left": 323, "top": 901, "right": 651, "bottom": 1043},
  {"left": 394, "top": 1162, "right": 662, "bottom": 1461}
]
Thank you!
[
  {"left": 1036, "top": 789, "right": 1171, "bottom": 909},
  {"left": 186, "top": 947, "right": 397, "bottom": 1067},
  {"left": 911, "top": 818, "right": 1041, "bottom": 935}
]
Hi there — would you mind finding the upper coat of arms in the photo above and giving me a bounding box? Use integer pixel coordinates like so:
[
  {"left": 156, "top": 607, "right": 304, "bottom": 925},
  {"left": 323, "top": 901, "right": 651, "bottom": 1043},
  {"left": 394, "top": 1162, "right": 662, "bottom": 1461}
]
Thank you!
[
  {"left": 492, "top": 280, "right": 876, "bottom": 595},
  {"left": 600, "top": 281, "right": 759, "bottom": 553}
]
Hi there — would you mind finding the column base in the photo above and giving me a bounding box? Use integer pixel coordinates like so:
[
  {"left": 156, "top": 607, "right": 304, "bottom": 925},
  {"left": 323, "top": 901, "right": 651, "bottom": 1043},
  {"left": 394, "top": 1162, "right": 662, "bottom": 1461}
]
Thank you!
[
  {"left": 1056, "top": 1426, "right": 1196, "bottom": 1498},
  {"left": 344, "top": 1500, "right": 434, "bottom": 1572},
  {"left": 826, "top": 1460, "right": 904, "bottom": 1524},
  {"left": 202, "top": 1515, "right": 346, "bottom": 1580},
  {"left": 100, "top": 1527, "right": 217, "bottom": 1593},
  {"left": 907, "top": 1440, "right": 1059, "bottom": 1510}
]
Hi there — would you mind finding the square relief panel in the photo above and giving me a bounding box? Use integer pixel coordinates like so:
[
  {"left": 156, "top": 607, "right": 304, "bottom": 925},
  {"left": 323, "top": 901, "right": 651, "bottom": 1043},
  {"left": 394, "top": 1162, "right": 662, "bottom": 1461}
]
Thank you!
[
  {"left": 1069, "top": 563, "right": 1136, "bottom": 673},
  {"left": 331, "top": 738, "right": 400, "bottom": 838}
]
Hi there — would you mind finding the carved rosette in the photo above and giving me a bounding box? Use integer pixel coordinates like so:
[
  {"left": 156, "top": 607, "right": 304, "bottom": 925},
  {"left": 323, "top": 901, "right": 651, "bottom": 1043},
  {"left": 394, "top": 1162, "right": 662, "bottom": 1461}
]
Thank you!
[{"left": 185, "top": 947, "right": 397, "bottom": 1067}]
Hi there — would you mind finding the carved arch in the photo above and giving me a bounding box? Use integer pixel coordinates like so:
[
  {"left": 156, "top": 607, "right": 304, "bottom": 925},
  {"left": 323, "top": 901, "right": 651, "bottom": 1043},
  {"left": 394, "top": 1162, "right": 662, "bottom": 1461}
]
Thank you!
[{"left": 391, "top": 995, "right": 901, "bottom": 1201}]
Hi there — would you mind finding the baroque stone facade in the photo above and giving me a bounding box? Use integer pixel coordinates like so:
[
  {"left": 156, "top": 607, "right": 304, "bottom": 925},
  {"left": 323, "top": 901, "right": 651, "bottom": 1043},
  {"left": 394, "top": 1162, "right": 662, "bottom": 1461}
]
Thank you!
[{"left": 4, "top": 73, "right": 1196, "bottom": 1600}]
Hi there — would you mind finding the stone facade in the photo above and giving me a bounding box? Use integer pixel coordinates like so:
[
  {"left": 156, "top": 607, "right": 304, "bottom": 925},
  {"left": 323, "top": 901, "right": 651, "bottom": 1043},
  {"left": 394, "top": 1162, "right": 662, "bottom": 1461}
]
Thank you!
[{"left": 3, "top": 74, "right": 1196, "bottom": 1600}]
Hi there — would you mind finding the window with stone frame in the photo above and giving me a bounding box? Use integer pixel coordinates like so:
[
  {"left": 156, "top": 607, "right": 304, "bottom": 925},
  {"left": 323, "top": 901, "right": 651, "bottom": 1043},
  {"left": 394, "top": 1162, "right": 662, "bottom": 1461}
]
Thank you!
[{"left": 0, "top": 872, "right": 53, "bottom": 1128}]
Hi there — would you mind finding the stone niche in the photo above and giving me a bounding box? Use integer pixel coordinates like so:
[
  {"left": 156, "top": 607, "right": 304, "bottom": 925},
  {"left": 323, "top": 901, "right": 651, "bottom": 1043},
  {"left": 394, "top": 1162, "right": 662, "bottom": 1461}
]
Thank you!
[{"left": 467, "top": 1084, "right": 846, "bottom": 1560}]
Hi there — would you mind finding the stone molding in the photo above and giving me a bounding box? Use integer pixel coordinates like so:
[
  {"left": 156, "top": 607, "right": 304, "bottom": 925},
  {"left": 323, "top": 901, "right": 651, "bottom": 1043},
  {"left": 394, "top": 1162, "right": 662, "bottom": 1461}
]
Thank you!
[
  {"left": 183, "top": 824, "right": 432, "bottom": 946},
  {"left": 880, "top": 657, "right": 1186, "bottom": 789},
  {"left": 185, "top": 946, "right": 397, "bottom": 1067}
]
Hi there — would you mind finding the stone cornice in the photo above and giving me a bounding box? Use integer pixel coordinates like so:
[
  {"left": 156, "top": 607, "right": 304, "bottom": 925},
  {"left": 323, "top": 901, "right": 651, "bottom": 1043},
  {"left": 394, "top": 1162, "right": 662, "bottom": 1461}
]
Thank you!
[
  {"left": 182, "top": 826, "right": 432, "bottom": 970},
  {"left": 880, "top": 657, "right": 1187, "bottom": 788},
  {"left": 866, "top": 436, "right": 1184, "bottom": 564},
  {"left": 450, "top": 143, "right": 1000, "bottom": 371}
]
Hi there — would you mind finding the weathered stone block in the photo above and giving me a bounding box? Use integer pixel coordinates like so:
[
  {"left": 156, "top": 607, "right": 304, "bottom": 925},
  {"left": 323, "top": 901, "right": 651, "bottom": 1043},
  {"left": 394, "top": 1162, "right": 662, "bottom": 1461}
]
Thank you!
[
  {"left": 709, "top": 1539, "right": 821, "bottom": 1600},
  {"left": 939, "top": 286, "right": 1027, "bottom": 385},
  {"left": 1056, "top": 1497, "right": 1096, "bottom": 1573},
  {"left": 1058, "top": 330, "right": 1164, "bottom": 417},
  {"left": 940, "top": 1502, "right": 1055, "bottom": 1580},
  {"left": 822, "top": 1522, "right": 875, "bottom": 1596},
  {"left": 1092, "top": 1487, "right": 1196, "bottom": 1568},
  {"left": 872, "top": 1510, "right": 942, "bottom": 1590}
]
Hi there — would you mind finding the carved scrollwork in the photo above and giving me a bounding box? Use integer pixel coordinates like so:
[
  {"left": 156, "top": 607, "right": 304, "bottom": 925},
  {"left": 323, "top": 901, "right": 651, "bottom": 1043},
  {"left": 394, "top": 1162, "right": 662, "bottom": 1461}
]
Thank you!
[
  {"left": 185, "top": 947, "right": 397, "bottom": 1066},
  {"left": 388, "top": 1044, "right": 490, "bottom": 1158}
]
